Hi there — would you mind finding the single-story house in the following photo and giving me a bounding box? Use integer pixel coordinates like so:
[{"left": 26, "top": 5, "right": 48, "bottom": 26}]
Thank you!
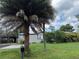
[{"left": 18, "top": 33, "right": 43, "bottom": 43}]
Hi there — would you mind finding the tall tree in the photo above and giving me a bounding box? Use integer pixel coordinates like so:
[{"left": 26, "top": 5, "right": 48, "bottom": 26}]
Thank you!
[
  {"left": 60, "top": 24, "right": 74, "bottom": 32},
  {"left": 0, "top": 0, "right": 54, "bottom": 55}
]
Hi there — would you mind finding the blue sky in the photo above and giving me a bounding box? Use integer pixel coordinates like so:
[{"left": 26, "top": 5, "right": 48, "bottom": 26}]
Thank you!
[{"left": 45, "top": 0, "right": 79, "bottom": 32}]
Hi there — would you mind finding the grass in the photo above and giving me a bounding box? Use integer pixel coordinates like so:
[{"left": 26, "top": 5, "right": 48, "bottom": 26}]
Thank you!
[{"left": 1, "top": 42, "right": 79, "bottom": 59}]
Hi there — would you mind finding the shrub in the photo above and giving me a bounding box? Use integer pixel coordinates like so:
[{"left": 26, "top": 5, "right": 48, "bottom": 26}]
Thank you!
[
  {"left": 44, "top": 31, "right": 79, "bottom": 43},
  {"left": 54, "top": 31, "right": 65, "bottom": 43},
  {"left": 44, "top": 32, "right": 55, "bottom": 43}
]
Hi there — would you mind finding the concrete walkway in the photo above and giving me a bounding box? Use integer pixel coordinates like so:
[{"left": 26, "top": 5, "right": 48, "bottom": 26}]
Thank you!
[
  {"left": 0, "top": 44, "right": 10, "bottom": 48},
  {"left": 0, "top": 44, "right": 23, "bottom": 49}
]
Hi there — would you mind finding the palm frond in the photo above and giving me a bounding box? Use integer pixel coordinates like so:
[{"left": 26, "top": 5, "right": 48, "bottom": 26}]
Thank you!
[
  {"left": 34, "top": 24, "right": 43, "bottom": 32},
  {"left": 1, "top": 16, "right": 22, "bottom": 23},
  {"left": 2, "top": 22, "right": 13, "bottom": 27},
  {"left": 0, "top": 15, "right": 24, "bottom": 32},
  {"left": 30, "top": 24, "right": 38, "bottom": 34},
  {"left": 7, "top": 22, "right": 22, "bottom": 31},
  {"left": 13, "top": 23, "right": 23, "bottom": 31},
  {"left": 30, "top": 15, "right": 38, "bottom": 23},
  {"left": 30, "top": 23, "right": 43, "bottom": 34}
]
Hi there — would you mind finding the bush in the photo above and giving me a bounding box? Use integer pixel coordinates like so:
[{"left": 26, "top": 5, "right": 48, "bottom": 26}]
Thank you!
[
  {"left": 45, "top": 31, "right": 79, "bottom": 43},
  {"left": 54, "top": 31, "right": 65, "bottom": 43},
  {"left": 44, "top": 32, "right": 55, "bottom": 43},
  {"left": 64, "top": 32, "right": 79, "bottom": 42}
]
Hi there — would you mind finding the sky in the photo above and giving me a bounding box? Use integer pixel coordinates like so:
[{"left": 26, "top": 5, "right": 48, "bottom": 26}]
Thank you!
[
  {"left": 1, "top": 0, "right": 79, "bottom": 33},
  {"left": 45, "top": 0, "right": 79, "bottom": 32}
]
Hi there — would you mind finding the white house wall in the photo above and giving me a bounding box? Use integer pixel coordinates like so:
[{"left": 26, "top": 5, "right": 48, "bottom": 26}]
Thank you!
[
  {"left": 29, "top": 33, "right": 43, "bottom": 43},
  {"left": 18, "top": 33, "right": 43, "bottom": 43}
]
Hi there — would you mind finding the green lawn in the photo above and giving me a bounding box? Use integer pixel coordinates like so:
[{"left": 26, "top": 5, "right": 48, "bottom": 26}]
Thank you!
[{"left": 1, "top": 42, "right": 79, "bottom": 59}]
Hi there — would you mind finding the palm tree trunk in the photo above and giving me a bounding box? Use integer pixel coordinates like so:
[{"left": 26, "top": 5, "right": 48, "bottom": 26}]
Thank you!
[{"left": 23, "top": 25, "right": 30, "bottom": 56}]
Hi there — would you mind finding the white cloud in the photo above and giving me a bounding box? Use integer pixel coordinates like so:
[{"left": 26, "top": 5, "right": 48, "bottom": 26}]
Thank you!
[
  {"left": 50, "top": 13, "right": 79, "bottom": 31},
  {"left": 50, "top": 0, "right": 79, "bottom": 31},
  {"left": 52, "top": 0, "right": 79, "bottom": 16}
]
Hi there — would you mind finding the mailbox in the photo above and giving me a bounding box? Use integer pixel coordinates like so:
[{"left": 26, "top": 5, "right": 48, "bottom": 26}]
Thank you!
[
  {"left": 20, "top": 46, "right": 24, "bottom": 59},
  {"left": 21, "top": 46, "right": 24, "bottom": 52}
]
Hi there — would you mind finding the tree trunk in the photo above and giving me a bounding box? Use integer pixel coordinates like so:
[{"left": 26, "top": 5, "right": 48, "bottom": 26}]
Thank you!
[{"left": 23, "top": 25, "right": 30, "bottom": 57}]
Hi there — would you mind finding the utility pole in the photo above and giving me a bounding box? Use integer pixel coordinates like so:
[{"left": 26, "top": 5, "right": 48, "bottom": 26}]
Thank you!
[{"left": 43, "top": 22, "right": 46, "bottom": 50}]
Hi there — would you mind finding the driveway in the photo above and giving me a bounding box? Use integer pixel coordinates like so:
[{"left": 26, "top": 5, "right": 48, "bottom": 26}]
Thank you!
[
  {"left": 0, "top": 44, "right": 23, "bottom": 49},
  {"left": 0, "top": 44, "right": 10, "bottom": 48}
]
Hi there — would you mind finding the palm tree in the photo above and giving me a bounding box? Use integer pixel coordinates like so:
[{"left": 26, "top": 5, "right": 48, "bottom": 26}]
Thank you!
[{"left": 0, "top": 0, "right": 55, "bottom": 55}]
